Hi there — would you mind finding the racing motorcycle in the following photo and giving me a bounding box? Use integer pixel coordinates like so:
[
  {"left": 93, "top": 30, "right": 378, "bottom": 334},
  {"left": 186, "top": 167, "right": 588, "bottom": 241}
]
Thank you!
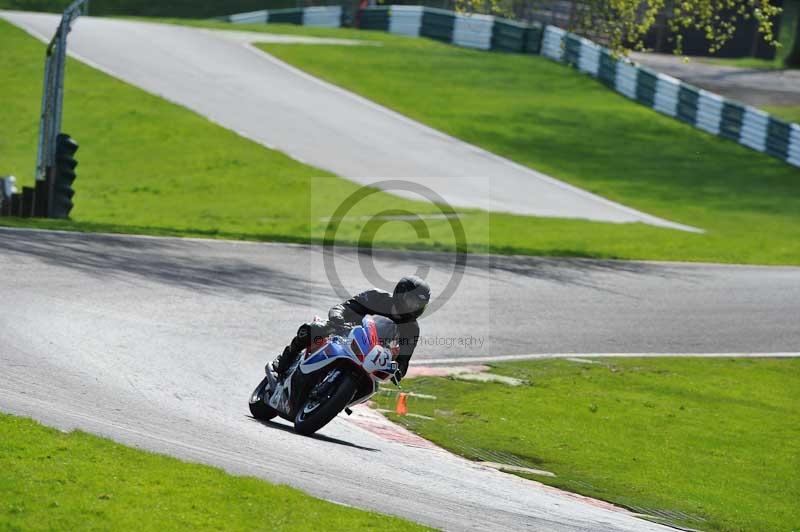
[{"left": 248, "top": 315, "right": 400, "bottom": 435}]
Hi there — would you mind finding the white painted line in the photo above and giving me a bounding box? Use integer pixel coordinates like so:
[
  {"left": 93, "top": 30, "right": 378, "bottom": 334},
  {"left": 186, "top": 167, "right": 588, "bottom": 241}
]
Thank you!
[
  {"left": 229, "top": 10, "right": 268, "bottom": 24},
  {"left": 480, "top": 461, "right": 556, "bottom": 477},
  {"left": 453, "top": 372, "right": 525, "bottom": 386},
  {"left": 420, "top": 352, "right": 800, "bottom": 365},
  {"left": 375, "top": 410, "right": 435, "bottom": 420},
  {"left": 377, "top": 390, "right": 438, "bottom": 400}
]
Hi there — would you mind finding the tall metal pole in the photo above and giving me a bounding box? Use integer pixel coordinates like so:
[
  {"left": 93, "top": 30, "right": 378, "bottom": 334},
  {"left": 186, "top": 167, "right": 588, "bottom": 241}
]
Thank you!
[
  {"left": 33, "top": 0, "right": 89, "bottom": 217},
  {"left": 34, "top": 47, "right": 53, "bottom": 182}
]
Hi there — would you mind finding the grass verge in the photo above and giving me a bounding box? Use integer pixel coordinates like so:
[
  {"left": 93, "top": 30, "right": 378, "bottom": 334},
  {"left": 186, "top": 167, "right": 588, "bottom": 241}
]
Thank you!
[
  {"left": 2, "top": 18, "right": 800, "bottom": 264},
  {"left": 374, "top": 357, "right": 800, "bottom": 531},
  {"left": 249, "top": 25, "right": 800, "bottom": 265},
  {"left": 763, "top": 105, "right": 800, "bottom": 124},
  {"left": 696, "top": 56, "right": 793, "bottom": 70},
  {"left": 0, "top": 413, "right": 429, "bottom": 530}
]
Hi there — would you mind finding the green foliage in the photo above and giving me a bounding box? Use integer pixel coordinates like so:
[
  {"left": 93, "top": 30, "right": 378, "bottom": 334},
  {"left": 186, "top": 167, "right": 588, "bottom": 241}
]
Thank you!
[
  {"left": 455, "top": 0, "right": 782, "bottom": 55},
  {"left": 0, "top": 413, "right": 429, "bottom": 530},
  {"left": 374, "top": 357, "right": 800, "bottom": 531},
  {"left": 763, "top": 105, "right": 800, "bottom": 124},
  {"left": 784, "top": 0, "right": 800, "bottom": 66}
]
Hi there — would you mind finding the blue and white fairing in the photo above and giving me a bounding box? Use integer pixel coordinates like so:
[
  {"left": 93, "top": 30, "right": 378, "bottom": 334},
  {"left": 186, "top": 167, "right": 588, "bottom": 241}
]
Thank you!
[
  {"left": 299, "top": 337, "right": 359, "bottom": 374},
  {"left": 299, "top": 315, "right": 397, "bottom": 381}
]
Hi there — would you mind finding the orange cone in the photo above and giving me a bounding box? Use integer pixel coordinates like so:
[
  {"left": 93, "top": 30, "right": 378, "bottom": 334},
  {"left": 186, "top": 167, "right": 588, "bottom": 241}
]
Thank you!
[{"left": 395, "top": 392, "right": 408, "bottom": 416}]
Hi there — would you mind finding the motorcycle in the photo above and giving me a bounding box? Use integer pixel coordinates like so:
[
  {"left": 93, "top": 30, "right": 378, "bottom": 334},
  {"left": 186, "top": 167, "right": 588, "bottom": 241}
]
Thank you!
[{"left": 248, "top": 314, "right": 400, "bottom": 435}]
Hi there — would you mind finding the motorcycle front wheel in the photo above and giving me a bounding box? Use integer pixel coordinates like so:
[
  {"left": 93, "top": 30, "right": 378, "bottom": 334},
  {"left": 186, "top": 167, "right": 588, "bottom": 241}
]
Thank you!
[
  {"left": 249, "top": 376, "right": 278, "bottom": 421},
  {"left": 294, "top": 371, "right": 357, "bottom": 436}
]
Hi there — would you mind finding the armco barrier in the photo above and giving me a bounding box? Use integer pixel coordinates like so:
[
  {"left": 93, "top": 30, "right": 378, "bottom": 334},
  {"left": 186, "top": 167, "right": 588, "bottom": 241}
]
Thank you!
[
  {"left": 221, "top": 6, "right": 342, "bottom": 28},
  {"left": 421, "top": 8, "right": 455, "bottom": 43},
  {"left": 490, "top": 18, "right": 527, "bottom": 53},
  {"left": 303, "top": 6, "right": 343, "bottom": 28},
  {"left": 538, "top": 25, "right": 800, "bottom": 168},
  {"left": 453, "top": 12, "right": 493, "bottom": 50},
  {"left": 223, "top": 4, "right": 543, "bottom": 55},
  {"left": 789, "top": 126, "right": 800, "bottom": 166},
  {"left": 229, "top": 9, "right": 267, "bottom": 24},
  {"left": 359, "top": 6, "right": 389, "bottom": 31},
  {"left": 389, "top": 5, "right": 423, "bottom": 37},
  {"left": 222, "top": 4, "right": 799, "bottom": 169}
]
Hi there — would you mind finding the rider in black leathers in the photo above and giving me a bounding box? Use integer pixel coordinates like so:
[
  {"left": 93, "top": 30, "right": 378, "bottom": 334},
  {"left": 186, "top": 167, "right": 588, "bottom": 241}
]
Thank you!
[{"left": 272, "top": 275, "right": 431, "bottom": 382}]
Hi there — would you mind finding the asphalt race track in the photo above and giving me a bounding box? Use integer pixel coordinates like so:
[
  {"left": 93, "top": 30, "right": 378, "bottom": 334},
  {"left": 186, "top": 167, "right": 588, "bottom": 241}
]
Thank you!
[
  {"left": 2, "top": 227, "right": 799, "bottom": 530},
  {"left": 0, "top": 11, "right": 698, "bottom": 231}
]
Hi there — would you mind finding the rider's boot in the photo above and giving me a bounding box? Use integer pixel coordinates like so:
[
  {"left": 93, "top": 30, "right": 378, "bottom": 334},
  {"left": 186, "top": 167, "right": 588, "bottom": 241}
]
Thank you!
[
  {"left": 271, "top": 345, "right": 296, "bottom": 379},
  {"left": 271, "top": 321, "right": 329, "bottom": 379},
  {"left": 271, "top": 330, "right": 308, "bottom": 378}
]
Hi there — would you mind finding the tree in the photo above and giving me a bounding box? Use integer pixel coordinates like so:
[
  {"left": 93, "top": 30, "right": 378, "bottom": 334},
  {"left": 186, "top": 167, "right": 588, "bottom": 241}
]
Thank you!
[
  {"left": 455, "top": 0, "right": 782, "bottom": 57},
  {"left": 785, "top": 0, "right": 800, "bottom": 66}
]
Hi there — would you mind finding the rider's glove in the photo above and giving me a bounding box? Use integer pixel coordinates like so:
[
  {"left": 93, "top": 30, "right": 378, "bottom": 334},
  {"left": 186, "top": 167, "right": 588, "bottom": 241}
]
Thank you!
[{"left": 390, "top": 368, "right": 403, "bottom": 386}]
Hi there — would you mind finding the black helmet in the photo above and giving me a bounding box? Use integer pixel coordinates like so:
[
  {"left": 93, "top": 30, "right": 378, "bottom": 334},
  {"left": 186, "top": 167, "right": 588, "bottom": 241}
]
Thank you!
[{"left": 393, "top": 275, "right": 431, "bottom": 319}]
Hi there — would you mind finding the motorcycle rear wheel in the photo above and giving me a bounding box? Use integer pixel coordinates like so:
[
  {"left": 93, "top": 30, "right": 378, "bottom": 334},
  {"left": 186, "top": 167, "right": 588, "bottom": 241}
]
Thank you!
[
  {"left": 249, "top": 376, "right": 278, "bottom": 421},
  {"left": 294, "top": 371, "right": 356, "bottom": 435}
]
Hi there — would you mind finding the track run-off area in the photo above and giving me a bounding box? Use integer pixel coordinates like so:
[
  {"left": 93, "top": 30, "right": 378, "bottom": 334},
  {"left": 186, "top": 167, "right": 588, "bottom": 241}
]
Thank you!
[
  {"left": 2, "top": 10, "right": 798, "bottom": 531},
  {"left": 0, "top": 11, "right": 699, "bottom": 231},
  {"left": 2, "top": 228, "right": 799, "bottom": 530}
]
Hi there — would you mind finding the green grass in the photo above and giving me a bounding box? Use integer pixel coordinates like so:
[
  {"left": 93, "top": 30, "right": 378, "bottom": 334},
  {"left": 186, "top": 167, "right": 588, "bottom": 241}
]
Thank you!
[
  {"left": 764, "top": 105, "right": 800, "bottom": 124},
  {"left": 697, "top": 56, "right": 792, "bottom": 70},
  {"left": 2, "top": 19, "right": 800, "bottom": 264},
  {"left": 374, "top": 358, "right": 800, "bottom": 531},
  {"left": 0, "top": 413, "right": 429, "bottom": 531},
  {"left": 250, "top": 26, "right": 800, "bottom": 264}
]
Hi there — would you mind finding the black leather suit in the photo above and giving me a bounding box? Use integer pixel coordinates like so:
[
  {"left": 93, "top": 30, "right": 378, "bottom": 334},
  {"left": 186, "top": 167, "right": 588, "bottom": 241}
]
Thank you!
[{"left": 275, "top": 289, "right": 421, "bottom": 380}]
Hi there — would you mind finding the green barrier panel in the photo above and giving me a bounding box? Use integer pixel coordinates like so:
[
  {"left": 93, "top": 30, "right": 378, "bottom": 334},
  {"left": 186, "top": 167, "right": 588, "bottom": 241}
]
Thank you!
[
  {"left": 766, "top": 118, "right": 792, "bottom": 159},
  {"left": 636, "top": 69, "right": 657, "bottom": 108},
  {"left": 269, "top": 8, "right": 303, "bottom": 24},
  {"left": 421, "top": 9, "right": 455, "bottom": 43},
  {"left": 564, "top": 34, "right": 581, "bottom": 66},
  {"left": 676, "top": 85, "right": 699, "bottom": 124},
  {"left": 491, "top": 19, "right": 526, "bottom": 53},
  {"left": 720, "top": 102, "right": 745, "bottom": 141},
  {"left": 524, "top": 24, "right": 543, "bottom": 54},
  {"left": 598, "top": 50, "right": 616, "bottom": 86},
  {"left": 358, "top": 8, "right": 389, "bottom": 31}
]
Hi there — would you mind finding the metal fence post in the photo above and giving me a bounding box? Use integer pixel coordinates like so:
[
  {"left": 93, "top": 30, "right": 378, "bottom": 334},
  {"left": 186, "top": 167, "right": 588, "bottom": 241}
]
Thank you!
[{"left": 33, "top": 0, "right": 89, "bottom": 218}]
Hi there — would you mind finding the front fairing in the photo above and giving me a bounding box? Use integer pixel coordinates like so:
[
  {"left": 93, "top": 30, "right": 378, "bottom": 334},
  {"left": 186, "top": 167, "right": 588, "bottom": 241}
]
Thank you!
[{"left": 299, "top": 337, "right": 359, "bottom": 374}]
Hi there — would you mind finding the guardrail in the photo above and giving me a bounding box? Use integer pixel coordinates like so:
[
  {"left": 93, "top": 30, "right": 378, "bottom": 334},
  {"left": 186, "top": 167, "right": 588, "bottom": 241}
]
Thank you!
[
  {"left": 220, "top": 4, "right": 544, "bottom": 54},
  {"left": 223, "top": 6, "right": 344, "bottom": 28},
  {"left": 221, "top": 4, "right": 800, "bottom": 170},
  {"left": 540, "top": 26, "right": 800, "bottom": 168}
]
